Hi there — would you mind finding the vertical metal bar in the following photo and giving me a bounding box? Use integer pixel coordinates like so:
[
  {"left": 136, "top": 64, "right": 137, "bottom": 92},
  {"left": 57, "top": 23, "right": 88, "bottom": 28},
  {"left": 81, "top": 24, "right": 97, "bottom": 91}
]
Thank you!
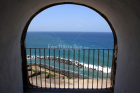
[
  {"left": 73, "top": 49, "right": 75, "bottom": 89},
  {"left": 92, "top": 49, "right": 95, "bottom": 89},
  {"left": 110, "top": 49, "right": 114, "bottom": 88},
  {"left": 59, "top": 49, "right": 60, "bottom": 89},
  {"left": 35, "top": 48, "right": 38, "bottom": 88},
  {"left": 78, "top": 49, "right": 80, "bottom": 90},
  {"left": 27, "top": 49, "right": 29, "bottom": 89},
  {"left": 63, "top": 49, "right": 65, "bottom": 89},
  {"left": 44, "top": 49, "right": 46, "bottom": 89},
  {"left": 54, "top": 49, "right": 56, "bottom": 89},
  {"left": 101, "top": 49, "right": 104, "bottom": 89},
  {"left": 106, "top": 49, "right": 109, "bottom": 89},
  {"left": 30, "top": 48, "right": 33, "bottom": 88},
  {"left": 39, "top": 49, "right": 42, "bottom": 88},
  {"left": 83, "top": 49, "right": 85, "bottom": 89},
  {"left": 87, "top": 49, "right": 90, "bottom": 89},
  {"left": 97, "top": 49, "right": 99, "bottom": 89},
  {"left": 49, "top": 49, "right": 51, "bottom": 89},
  {"left": 68, "top": 49, "right": 70, "bottom": 89}
]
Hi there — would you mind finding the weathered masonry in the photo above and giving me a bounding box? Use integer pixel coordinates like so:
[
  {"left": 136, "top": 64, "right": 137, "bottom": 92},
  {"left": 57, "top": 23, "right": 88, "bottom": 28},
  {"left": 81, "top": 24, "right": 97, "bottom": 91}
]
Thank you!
[{"left": 0, "top": 0, "right": 140, "bottom": 93}]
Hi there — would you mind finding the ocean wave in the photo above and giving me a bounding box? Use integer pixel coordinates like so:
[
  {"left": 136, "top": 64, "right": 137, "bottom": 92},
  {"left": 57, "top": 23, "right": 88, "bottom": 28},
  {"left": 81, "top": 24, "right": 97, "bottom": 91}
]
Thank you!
[{"left": 73, "top": 62, "right": 111, "bottom": 73}]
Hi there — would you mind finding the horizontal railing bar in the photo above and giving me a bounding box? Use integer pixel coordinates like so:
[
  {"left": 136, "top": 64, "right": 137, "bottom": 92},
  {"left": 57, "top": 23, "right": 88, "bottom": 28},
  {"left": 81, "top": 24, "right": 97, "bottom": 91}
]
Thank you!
[
  {"left": 25, "top": 88, "right": 112, "bottom": 91},
  {"left": 26, "top": 48, "right": 115, "bottom": 50}
]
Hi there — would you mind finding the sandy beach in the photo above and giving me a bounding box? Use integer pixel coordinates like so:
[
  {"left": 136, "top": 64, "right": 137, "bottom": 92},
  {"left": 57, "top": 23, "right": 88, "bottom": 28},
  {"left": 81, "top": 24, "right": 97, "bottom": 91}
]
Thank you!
[{"left": 28, "top": 65, "right": 111, "bottom": 89}]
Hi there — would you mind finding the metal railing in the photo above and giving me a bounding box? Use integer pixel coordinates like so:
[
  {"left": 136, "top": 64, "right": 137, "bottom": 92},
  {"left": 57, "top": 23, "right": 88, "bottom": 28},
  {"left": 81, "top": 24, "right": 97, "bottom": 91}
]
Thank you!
[{"left": 25, "top": 48, "right": 114, "bottom": 90}]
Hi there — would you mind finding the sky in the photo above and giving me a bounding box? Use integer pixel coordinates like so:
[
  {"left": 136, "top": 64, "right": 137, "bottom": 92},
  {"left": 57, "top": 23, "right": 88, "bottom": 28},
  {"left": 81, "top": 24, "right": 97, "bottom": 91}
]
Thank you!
[{"left": 28, "top": 4, "right": 111, "bottom": 32}]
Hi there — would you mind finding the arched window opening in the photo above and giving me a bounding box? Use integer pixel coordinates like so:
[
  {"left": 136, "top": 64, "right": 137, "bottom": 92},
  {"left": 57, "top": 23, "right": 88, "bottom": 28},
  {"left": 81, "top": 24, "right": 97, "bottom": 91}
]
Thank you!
[{"left": 21, "top": 3, "right": 117, "bottom": 90}]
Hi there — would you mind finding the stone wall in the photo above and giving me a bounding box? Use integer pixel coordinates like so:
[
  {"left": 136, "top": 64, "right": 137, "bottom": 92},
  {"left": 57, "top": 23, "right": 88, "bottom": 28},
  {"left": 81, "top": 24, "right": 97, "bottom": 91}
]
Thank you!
[
  {"left": 28, "top": 63, "right": 89, "bottom": 79},
  {"left": 0, "top": 0, "right": 140, "bottom": 93}
]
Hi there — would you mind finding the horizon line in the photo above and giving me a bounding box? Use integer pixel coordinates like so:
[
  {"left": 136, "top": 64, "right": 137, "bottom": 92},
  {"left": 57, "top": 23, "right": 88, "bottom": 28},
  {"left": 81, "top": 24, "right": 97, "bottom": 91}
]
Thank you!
[{"left": 27, "top": 31, "right": 112, "bottom": 32}]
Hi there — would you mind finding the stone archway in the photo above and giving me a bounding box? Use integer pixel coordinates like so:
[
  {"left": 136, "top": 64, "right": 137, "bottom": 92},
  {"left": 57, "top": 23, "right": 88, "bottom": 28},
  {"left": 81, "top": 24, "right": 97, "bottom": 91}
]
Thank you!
[{"left": 21, "top": 2, "right": 118, "bottom": 90}]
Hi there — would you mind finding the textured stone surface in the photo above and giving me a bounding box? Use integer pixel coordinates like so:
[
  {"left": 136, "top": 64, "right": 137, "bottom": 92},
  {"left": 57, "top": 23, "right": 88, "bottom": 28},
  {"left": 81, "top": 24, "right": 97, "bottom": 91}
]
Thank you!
[{"left": 0, "top": 0, "right": 140, "bottom": 93}]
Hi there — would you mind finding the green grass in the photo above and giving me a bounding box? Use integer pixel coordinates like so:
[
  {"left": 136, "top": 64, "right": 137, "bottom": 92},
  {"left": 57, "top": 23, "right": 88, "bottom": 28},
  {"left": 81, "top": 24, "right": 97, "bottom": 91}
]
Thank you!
[
  {"left": 32, "top": 69, "right": 57, "bottom": 78},
  {"left": 68, "top": 77, "right": 72, "bottom": 79}
]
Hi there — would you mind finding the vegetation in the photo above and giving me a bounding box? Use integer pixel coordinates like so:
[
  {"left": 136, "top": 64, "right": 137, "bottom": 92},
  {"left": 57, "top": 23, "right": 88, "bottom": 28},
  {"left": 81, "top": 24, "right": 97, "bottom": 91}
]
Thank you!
[
  {"left": 32, "top": 69, "right": 57, "bottom": 78},
  {"left": 68, "top": 77, "right": 72, "bottom": 79}
]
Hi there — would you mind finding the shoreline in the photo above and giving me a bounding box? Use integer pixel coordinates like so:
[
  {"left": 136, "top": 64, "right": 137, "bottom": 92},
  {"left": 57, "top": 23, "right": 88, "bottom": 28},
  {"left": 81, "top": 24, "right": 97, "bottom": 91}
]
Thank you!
[
  {"left": 27, "top": 55, "right": 111, "bottom": 73},
  {"left": 28, "top": 63, "right": 89, "bottom": 79}
]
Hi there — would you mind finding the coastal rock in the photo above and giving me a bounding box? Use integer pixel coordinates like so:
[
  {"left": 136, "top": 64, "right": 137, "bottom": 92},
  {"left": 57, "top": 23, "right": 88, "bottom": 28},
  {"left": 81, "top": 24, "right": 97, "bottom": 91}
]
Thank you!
[
  {"left": 36, "top": 56, "right": 40, "bottom": 58},
  {"left": 80, "top": 65, "right": 83, "bottom": 68},
  {"left": 27, "top": 63, "right": 89, "bottom": 79},
  {"left": 69, "top": 62, "right": 72, "bottom": 65},
  {"left": 27, "top": 56, "right": 30, "bottom": 58}
]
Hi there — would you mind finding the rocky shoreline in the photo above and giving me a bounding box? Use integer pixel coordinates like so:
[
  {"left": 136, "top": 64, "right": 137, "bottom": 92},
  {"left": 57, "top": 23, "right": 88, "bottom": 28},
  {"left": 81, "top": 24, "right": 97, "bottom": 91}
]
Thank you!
[
  {"left": 27, "top": 56, "right": 98, "bottom": 70},
  {"left": 28, "top": 63, "right": 89, "bottom": 79}
]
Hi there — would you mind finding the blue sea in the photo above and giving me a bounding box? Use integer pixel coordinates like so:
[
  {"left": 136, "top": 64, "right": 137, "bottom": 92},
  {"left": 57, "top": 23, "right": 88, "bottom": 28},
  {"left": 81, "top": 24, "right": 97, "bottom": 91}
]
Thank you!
[{"left": 26, "top": 32, "right": 114, "bottom": 78}]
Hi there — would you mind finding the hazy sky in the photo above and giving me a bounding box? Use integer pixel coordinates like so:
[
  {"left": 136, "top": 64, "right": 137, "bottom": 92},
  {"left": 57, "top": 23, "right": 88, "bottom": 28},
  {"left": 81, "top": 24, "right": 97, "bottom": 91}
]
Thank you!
[{"left": 28, "top": 4, "right": 111, "bottom": 32}]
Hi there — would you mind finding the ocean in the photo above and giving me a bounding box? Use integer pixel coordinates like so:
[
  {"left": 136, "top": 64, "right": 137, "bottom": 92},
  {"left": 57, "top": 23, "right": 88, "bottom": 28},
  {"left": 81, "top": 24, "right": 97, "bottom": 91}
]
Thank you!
[{"left": 26, "top": 32, "right": 114, "bottom": 78}]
